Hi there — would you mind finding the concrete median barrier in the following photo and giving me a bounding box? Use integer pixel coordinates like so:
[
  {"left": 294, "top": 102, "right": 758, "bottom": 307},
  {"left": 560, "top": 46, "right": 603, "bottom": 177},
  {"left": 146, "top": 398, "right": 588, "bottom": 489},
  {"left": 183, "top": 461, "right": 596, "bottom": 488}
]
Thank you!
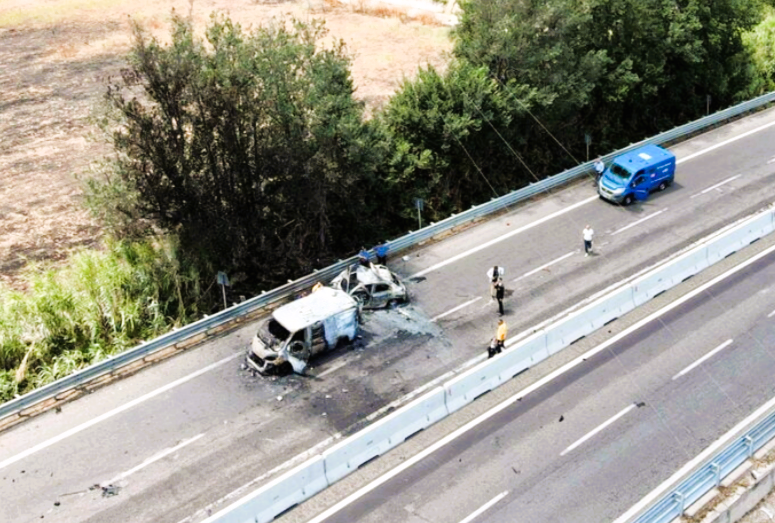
[
  {"left": 322, "top": 387, "right": 448, "bottom": 484},
  {"left": 202, "top": 456, "right": 328, "bottom": 523},
  {"left": 443, "top": 360, "right": 506, "bottom": 414},
  {"left": 705, "top": 210, "right": 775, "bottom": 265},
  {"left": 631, "top": 246, "right": 710, "bottom": 307},
  {"left": 545, "top": 285, "right": 636, "bottom": 356},
  {"left": 497, "top": 331, "right": 549, "bottom": 381}
]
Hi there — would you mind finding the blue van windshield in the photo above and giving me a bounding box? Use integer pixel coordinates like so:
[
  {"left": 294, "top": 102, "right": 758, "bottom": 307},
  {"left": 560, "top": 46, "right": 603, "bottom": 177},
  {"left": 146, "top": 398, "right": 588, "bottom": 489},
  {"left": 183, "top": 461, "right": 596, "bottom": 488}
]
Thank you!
[{"left": 609, "top": 163, "right": 631, "bottom": 180}]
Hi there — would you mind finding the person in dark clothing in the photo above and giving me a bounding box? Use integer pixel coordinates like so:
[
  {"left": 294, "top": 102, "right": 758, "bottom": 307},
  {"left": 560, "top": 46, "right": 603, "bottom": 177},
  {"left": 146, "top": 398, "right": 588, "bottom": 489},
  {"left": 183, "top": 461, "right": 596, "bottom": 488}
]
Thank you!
[{"left": 495, "top": 278, "right": 505, "bottom": 316}]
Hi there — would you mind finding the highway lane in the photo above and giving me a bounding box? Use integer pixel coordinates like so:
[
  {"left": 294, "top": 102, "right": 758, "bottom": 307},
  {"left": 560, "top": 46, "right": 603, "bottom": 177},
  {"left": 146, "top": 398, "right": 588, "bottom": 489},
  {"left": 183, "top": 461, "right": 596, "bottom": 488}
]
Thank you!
[
  {"left": 307, "top": 228, "right": 775, "bottom": 523},
  {"left": 2, "top": 107, "right": 775, "bottom": 522}
]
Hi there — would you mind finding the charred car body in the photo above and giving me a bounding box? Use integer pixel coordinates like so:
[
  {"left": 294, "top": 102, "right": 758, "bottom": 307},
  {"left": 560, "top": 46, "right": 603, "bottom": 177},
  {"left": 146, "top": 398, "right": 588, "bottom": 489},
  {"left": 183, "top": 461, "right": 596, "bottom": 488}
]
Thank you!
[
  {"left": 330, "top": 263, "right": 408, "bottom": 309},
  {"left": 247, "top": 286, "right": 359, "bottom": 375}
]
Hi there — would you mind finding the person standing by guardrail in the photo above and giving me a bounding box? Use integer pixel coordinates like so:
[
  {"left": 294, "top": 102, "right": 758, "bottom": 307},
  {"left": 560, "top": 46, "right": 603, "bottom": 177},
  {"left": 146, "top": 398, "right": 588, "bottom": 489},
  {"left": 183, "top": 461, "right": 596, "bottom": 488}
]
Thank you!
[
  {"left": 583, "top": 225, "right": 594, "bottom": 256},
  {"left": 594, "top": 157, "right": 605, "bottom": 184},
  {"left": 376, "top": 241, "right": 389, "bottom": 265}
]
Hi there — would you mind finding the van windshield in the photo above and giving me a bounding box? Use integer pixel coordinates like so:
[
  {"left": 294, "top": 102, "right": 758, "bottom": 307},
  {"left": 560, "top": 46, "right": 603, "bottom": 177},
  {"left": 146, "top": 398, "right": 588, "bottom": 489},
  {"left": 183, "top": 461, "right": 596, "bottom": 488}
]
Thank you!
[
  {"left": 267, "top": 319, "right": 290, "bottom": 340},
  {"left": 609, "top": 163, "right": 632, "bottom": 181},
  {"left": 257, "top": 319, "right": 290, "bottom": 349}
]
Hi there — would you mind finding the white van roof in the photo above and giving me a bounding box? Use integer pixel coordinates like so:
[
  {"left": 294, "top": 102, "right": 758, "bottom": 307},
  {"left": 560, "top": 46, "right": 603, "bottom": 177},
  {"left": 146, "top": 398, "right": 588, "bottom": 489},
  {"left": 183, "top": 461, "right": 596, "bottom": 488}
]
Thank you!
[{"left": 273, "top": 286, "right": 357, "bottom": 333}]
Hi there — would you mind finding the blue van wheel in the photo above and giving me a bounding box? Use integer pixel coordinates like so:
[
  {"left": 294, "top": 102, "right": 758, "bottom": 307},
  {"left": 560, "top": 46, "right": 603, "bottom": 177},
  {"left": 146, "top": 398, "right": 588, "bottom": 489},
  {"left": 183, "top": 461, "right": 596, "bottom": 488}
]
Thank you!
[
  {"left": 658, "top": 181, "right": 667, "bottom": 191},
  {"left": 623, "top": 194, "right": 634, "bottom": 206}
]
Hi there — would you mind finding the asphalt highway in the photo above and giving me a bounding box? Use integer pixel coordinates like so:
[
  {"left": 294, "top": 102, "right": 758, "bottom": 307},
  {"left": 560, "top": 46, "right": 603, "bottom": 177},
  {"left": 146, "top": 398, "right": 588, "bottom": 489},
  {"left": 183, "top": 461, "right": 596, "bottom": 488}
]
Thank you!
[
  {"left": 308, "top": 238, "right": 775, "bottom": 523},
  {"left": 2, "top": 107, "right": 775, "bottom": 523}
]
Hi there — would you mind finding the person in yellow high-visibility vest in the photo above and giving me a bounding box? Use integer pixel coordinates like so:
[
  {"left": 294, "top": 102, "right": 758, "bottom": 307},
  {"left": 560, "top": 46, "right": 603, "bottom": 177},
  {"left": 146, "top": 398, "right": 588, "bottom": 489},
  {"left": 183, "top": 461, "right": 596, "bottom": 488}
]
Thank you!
[{"left": 490, "top": 319, "right": 507, "bottom": 357}]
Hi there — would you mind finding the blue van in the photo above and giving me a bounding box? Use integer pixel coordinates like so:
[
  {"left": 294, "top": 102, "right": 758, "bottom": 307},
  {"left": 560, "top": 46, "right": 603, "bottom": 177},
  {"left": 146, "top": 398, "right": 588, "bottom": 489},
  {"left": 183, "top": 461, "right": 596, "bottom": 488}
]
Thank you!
[{"left": 598, "top": 144, "right": 676, "bottom": 205}]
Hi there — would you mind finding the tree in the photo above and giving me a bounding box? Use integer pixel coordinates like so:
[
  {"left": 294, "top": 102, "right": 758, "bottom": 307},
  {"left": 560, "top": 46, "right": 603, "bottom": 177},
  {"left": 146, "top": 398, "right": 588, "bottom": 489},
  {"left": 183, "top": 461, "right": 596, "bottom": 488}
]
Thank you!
[
  {"left": 452, "top": 0, "right": 766, "bottom": 159},
  {"left": 90, "top": 14, "right": 384, "bottom": 288},
  {"left": 743, "top": 6, "right": 775, "bottom": 94},
  {"left": 380, "top": 62, "right": 537, "bottom": 222}
]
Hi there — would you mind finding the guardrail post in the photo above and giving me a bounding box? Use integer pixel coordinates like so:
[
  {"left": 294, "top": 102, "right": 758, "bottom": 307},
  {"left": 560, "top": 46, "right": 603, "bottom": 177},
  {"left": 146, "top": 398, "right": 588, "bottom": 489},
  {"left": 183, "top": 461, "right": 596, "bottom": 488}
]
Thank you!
[
  {"left": 744, "top": 435, "right": 754, "bottom": 457},
  {"left": 675, "top": 491, "right": 686, "bottom": 513},
  {"left": 711, "top": 462, "right": 721, "bottom": 486}
]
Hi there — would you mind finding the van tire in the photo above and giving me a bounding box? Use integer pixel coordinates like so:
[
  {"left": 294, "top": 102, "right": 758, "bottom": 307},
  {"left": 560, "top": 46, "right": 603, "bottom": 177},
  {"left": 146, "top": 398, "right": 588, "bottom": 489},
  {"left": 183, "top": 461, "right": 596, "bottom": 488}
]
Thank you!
[
  {"left": 658, "top": 181, "right": 667, "bottom": 191},
  {"left": 277, "top": 362, "right": 293, "bottom": 376},
  {"left": 623, "top": 194, "right": 634, "bottom": 206}
]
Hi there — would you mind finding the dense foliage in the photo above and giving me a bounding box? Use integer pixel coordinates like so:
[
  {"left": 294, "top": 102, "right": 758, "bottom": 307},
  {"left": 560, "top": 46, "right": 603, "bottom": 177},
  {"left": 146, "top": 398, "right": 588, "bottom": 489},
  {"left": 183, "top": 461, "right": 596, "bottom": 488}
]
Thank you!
[
  {"left": 452, "top": 0, "right": 766, "bottom": 169},
  {"left": 91, "top": 15, "right": 386, "bottom": 288},
  {"left": 0, "top": 239, "right": 202, "bottom": 401}
]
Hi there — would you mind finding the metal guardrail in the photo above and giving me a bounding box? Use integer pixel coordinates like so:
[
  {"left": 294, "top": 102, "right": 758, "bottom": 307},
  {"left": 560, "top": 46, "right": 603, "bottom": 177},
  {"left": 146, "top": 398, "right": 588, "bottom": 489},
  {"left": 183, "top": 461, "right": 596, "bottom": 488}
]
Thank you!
[
  {"left": 632, "top": 406, "right": 775, "bottom": 523},
  {"left": 2, "top": 91, "right": 774, "bottom": 423}
]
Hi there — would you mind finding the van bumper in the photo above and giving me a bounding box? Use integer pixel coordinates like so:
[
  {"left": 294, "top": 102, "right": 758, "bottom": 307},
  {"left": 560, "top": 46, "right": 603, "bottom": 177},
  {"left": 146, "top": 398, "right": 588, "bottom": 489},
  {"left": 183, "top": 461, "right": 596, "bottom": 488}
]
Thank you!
[
  {"left": 246, "top": 350, "right": 282, "bottom": 375},
  {"left": 598, "top": 186, "right": 625, "bottom": 203}
]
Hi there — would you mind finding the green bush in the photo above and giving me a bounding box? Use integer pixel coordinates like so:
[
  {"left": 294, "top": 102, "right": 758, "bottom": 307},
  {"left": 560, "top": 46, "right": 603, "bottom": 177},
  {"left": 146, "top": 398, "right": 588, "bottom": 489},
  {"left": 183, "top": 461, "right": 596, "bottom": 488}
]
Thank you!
[{"left": 0, "top": 237, "right": 205, "bottom": 402}]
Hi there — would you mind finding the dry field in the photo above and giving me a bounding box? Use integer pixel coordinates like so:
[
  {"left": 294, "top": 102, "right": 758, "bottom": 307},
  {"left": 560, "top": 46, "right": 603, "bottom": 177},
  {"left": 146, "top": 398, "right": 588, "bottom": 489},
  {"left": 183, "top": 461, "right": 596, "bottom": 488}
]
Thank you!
[{"left": 0, "top": 0, "right": 452, "bottom": 287}]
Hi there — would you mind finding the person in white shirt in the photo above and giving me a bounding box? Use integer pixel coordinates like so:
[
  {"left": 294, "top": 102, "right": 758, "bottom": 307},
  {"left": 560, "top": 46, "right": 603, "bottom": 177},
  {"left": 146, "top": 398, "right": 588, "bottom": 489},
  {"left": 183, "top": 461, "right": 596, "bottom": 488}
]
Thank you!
[
  {"left": 594, "top": 158, "right": 605, "bottom": 183},
  {"left": 583, "top": 225, "right": 594, "bottom": 256}
]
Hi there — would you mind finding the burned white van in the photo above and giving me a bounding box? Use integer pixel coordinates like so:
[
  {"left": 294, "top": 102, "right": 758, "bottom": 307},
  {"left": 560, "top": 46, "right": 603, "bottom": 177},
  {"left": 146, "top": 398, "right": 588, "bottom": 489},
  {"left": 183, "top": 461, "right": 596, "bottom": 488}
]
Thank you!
[{"left": 247, "top": 286, "right": 359, "bottom": 375}]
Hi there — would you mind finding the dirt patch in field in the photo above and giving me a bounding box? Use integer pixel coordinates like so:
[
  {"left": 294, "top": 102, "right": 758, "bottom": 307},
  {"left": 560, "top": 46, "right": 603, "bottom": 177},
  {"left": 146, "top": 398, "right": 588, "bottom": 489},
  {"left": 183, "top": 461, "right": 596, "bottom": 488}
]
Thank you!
[{"left": 0, "top": 0, "right": 452, "bottom": 287}]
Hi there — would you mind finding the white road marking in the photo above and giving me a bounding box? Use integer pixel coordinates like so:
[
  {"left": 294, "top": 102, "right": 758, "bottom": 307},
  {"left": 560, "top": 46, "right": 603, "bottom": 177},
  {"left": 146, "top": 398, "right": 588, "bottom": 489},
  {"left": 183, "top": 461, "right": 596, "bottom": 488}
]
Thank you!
[
  {"left": 0, "top": 352, "right": 241, "bottom": 472},
  {"left": 690, "top": 174, "right": 741, "bottom": 198},
  {"left": 560, "top": 404, "right": 637, "bottom": 456},
  {"left": 768, "top": 309, "right": 775, "bottom": 318},
  {"left": 410, "top": 196, "right": 599, "bottom": 279},
  {"left": 672, "top": 339, "right": 734, "bottom": 380},
  {"left": 513, "top": 252, "right": 576, "bottom": 282},
  {"left": 102, "top": 433, "right": 204, "bottom": 486},
  {"left": 677, "top": 119, "right": 775, "bottom": 164},
  {"left": 766, "top": 157, "right": 775, "bottom": 165},
  {"left": 317, "top": 360, "right": 349, "bottom": 378},
  {"left": 458, "top": 491, "right": 509, "bottom": 523},
  {"left": 305, "top": 242, "right": 775, "bottom": 523},
  {"left": 406, "top": 119, "right": 775, "bottom": 279},
  {"left": 431, "top": 297, "right": 482, "bottom": 322},
  {"left": 611, "top": 209, "right": 668, "bottom": 236},
  {"left": 613, "top": 388, "right": 775, "bottom": 523}
]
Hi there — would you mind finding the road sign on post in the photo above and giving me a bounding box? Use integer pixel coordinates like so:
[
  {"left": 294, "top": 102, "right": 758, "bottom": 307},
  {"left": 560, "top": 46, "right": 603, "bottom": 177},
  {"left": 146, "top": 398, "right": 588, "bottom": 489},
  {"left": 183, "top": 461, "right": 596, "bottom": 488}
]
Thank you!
[
  {"left": 584, "top": 133, "right": 592, "bottom": 162},
  {"left": 217, "top": 271, "right": 230, "bottom": 310},
  {"left": 413, "top": 198, "right": 424, "bottom": 230}
]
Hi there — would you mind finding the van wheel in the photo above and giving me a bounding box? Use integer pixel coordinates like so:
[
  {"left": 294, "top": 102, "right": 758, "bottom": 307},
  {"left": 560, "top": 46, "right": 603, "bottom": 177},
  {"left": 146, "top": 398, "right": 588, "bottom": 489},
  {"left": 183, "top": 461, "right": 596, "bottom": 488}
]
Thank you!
[
  {"left": 623, "top": 194, "right": 634, "bottom": 206},
  {"left": 658, "top": 181, "right": 667, "bottom": 191},
  {"left": 386, "top": 299, "right": 398, "bottom": 309}
]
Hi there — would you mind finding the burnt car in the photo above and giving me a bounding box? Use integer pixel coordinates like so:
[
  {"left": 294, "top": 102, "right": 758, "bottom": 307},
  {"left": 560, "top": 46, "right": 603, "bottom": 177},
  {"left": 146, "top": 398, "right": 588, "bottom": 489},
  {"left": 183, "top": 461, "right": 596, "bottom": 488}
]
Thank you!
[{"left": 330, "top": 263, "right": 408, "bottom": 309}]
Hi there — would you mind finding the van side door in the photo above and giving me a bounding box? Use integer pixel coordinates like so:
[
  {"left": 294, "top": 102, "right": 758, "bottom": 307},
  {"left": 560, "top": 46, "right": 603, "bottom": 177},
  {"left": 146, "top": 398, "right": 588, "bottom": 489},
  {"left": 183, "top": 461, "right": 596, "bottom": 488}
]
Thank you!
[{"left": 631, "top": 171, "right": 650, "bottom": 201}]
